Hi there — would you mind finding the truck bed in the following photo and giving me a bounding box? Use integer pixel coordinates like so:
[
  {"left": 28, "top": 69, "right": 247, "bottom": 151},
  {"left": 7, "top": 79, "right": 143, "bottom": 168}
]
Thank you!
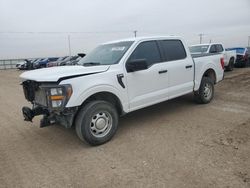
[{"left": 192, "top": 53, "right": 224, "bottom": 91}]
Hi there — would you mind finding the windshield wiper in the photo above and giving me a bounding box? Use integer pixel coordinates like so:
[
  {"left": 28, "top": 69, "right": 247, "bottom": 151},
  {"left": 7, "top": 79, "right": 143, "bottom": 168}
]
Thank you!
[{"left": 83, "top": 62, "right": 101, "bottom": 66}]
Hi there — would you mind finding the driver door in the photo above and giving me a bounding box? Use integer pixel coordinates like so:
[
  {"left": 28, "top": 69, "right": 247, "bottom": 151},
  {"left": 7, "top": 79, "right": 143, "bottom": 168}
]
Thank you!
[{"left": 124, "top": 40, "right": 169, "bottom": 111}]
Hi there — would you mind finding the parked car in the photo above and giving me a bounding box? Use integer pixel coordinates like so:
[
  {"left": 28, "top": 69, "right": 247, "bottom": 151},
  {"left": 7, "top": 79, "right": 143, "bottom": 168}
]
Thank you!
[
  {"left": 47, "top": 56, "right": 69, "bottom": 67},
  {"left": 16, "top": 60, "right": 27, "bottom": 70},
  {"left": 16, "top": 59, "right": 37, "bottom": 70},
  {"left": 227, "top": 47, "right": 249, "bottom": 67},
  {"left": 20, "top": 36, "right": 224, "bottom": 146},
  {"left": 57, "top": 56, "right": 71, "bottom": 66},
  {"left": 34, "top": 57, "right": 59, "bottom": 68},
  {"left": 190, "top": 43, "right": 236, "bottom": 71},
  {"left": 59, "top": 56, "right": 80, "bottom": 66},
  {"left": 247, "top": 47, "right": 250, "bottom": 63},
  {"left": 67, "top": 56, "right": 82, "bottom": 65}
]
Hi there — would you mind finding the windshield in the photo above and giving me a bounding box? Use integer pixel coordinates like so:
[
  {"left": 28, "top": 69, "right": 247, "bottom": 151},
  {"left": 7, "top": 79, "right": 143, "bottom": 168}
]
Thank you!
[
  {"left": 189, "top": 45, "right": 209, "bottom": 53},
  {"left": 78, "top": 41, "right": 134, "bottom": 66}
]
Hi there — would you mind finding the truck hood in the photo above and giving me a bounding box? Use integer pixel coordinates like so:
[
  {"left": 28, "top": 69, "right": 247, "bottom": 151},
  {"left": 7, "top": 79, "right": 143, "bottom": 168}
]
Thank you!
[{"left": 20, "top": 65, "right": 110, "bottom": 82}]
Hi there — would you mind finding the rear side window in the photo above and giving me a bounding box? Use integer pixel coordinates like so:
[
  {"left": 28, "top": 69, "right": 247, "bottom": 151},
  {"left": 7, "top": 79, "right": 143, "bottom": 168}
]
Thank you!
[
  {"left": 160, "top": 40, "right": 186, "bottom": 61},
  {"left": 209, "top": 45, "right": 217, "bottom": 53},
  {"left": 216, "top": 44, "right": 224, "bottom": 53},
  {"left": 128, "top": 41, "right": 162, "bottom": 66}
]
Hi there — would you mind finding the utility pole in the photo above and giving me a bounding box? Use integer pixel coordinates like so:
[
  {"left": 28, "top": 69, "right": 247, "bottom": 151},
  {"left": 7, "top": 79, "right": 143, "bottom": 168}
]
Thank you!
[
  {"left": 68, "top": 35, "right": 71, "bottom": 60},
  {"left": 199, "top": 33, "right": 204, "bottom": 44},
  {"left": 134, "top": 30, "right": 137, "bottom": 38}
]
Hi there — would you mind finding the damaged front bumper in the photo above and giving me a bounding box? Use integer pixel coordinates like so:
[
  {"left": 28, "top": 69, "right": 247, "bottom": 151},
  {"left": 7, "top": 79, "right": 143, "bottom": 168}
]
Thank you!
[
  {"left": 21, "top": 80, "right": 76, "bottom": 128},
  {"left": 22, "top": 105, "right": 78, "bottom": 128}
]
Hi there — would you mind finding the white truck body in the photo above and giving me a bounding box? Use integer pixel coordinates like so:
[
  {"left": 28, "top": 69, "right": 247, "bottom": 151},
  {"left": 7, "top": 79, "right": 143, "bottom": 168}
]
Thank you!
[
  {"left": 190, "top": 43, "right": 236, "bottom": 70},
  {"left": 20, "top": 36, "right": 224, "bottom": 145}
]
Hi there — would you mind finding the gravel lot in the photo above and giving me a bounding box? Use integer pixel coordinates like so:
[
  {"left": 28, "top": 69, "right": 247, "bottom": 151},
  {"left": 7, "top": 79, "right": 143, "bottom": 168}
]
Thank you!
[{"left": 0, "top": 68, "right": 250, "bottom": 188}]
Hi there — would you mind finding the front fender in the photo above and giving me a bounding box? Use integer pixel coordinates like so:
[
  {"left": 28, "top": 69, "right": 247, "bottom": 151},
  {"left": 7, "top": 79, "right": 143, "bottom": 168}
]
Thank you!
[{"left": 65, "top": 84, "right": 129, "bottom": 113}]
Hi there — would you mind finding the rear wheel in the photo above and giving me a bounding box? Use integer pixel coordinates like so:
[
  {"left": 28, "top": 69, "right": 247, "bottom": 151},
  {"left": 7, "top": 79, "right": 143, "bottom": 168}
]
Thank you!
[
  {"left": 225, "top": 58, "right": 234, "bottom": 71},
  {"left": 75, "top": 100, "right": 118, "bottom": 146},
  {"left": 194, "top": 77, "right": 214, "bottom": 104}
]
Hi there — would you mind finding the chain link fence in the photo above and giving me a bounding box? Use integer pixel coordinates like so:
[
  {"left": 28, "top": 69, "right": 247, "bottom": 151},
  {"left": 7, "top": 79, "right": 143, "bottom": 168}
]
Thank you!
[{"left": 0, "top": 59, "right": 24, "bottom": 70}]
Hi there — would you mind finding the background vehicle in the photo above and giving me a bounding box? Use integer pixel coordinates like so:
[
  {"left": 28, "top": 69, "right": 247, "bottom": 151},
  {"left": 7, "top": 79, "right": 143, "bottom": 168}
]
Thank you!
[
  {"left": 190, "top": 43, "right": 236, "bottom": 71},
  {"left": 20, "top": 36, "right": 224, "bottom": 146},
  {"left": 34, "top": 57, "right": 59, "bottom": 68},
  {"left": 227, "top": 47, "right": 249, "bottom": 67},
  {"left": 247, "top": 47, "right": 250, "bottom": 63},
  {"left": 59, "top": 56, "right": 81, "bottom": 66},
  {"left": 67, "top": 56, "right": 82, "bottom": 65},
  {"left": 47, "top": 56, "right": 68, "bottom": 67},
  {"left": 16, "top": 60, "right": 27, "bottom": 70},
  {"left": 16, "top": 59, "right": 37, "bottom": 70}
]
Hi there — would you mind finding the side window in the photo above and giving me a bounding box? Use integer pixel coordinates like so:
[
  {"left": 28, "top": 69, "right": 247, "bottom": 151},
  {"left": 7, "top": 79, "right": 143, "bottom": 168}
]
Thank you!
[
  {"left": 209, "top": 45, "right": 217, "bottom": 53},
  {"left": 128, "top": 41, "right": 161, "bottom": 66},
  {"left": 160, "top": 40, "right": 186, "bottom": 61},
  {"left": 216, "top": 45, "right": 223, "bottom": 53}
]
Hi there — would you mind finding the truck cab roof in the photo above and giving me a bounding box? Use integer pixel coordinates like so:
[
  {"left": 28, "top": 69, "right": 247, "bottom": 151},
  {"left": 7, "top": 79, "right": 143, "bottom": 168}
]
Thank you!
[{"left": 103, "top": 36, "right": 183, "bottom": 45}]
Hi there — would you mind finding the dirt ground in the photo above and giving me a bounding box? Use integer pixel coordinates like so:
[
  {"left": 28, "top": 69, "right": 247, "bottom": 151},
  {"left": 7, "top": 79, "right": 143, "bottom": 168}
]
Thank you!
[{"left": 0, "top": 68, "right": 250, "bottom": 188}]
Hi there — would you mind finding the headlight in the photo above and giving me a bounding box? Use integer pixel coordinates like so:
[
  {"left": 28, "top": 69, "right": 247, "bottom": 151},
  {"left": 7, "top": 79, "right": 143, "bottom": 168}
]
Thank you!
[{"left": 46, "top": 85, "right": 73, "bottom": 109}]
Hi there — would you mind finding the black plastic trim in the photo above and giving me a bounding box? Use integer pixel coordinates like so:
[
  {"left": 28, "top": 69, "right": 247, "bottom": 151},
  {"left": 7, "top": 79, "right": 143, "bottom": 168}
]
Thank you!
[
  {"left": 117, "top": 74, "right": 125, "bottom": 88},
  {"left": 57, "top": 71, "right": 105, "bottom": 83}
]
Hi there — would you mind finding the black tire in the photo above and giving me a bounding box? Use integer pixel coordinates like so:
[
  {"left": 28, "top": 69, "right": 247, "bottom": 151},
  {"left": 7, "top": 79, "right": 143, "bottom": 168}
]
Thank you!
[
  {"left": 225, "top": 58, "right": 234, "bottom": 71},
  {"left": 75, "top": 100, "right": 118, "bottom": 146},
  {"left": 194, "top": 77, "right": 214, "bottom": 104}
]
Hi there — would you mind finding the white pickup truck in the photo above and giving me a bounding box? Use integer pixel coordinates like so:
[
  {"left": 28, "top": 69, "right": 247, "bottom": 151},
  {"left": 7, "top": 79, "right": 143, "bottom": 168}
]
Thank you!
[
  {"left": 189, "top": 43, "right": 236, "bottom": 71},
  {"left": 20, "top": 36, "right": 224, "bottom": 145}
]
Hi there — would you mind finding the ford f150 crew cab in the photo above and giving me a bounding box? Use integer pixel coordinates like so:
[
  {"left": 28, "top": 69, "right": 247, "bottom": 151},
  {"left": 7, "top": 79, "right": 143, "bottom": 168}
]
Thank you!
[
  {"left": 189, "top": 43, "right": 236, "bottom": 71},
  {"left": 20, "top": 36, "right": 224, "bottom": 145}
]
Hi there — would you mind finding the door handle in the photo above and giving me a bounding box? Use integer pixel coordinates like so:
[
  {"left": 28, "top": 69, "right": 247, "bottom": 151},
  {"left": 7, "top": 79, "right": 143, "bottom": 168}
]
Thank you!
[
  {"left": 185, "top": 65, "right": 193, "bottom": 69},
  {"left": 158, "top": 70, "right": 168, "bottom": 74}
]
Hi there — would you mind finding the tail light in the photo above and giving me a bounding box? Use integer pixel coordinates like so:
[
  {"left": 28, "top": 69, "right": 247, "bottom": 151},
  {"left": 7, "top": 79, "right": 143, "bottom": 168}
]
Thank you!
[
  {"left": 243, "top": 54, "right": 248, "bottom": 60},
  {"left": 220, "top": 58, "right": 225, "bottom": 70}
]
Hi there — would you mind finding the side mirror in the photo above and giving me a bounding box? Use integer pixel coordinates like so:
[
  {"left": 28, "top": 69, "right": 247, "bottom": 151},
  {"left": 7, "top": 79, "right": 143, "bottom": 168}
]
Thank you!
[
  {"left": 78, "top": 53, "right": 86, "bottom": 58},
  {"left": 126, "top": 59, "right": 148, "bottom": 72}
]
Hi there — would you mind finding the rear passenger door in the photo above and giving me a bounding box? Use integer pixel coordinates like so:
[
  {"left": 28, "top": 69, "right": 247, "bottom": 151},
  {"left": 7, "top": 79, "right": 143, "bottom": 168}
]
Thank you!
[{"left": 159, "top": 40, "right": 194, "bottom": 99}]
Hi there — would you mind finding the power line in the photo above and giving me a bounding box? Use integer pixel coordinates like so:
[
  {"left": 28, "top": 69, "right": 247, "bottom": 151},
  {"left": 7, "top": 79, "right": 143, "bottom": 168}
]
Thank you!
[
  {"left": 134, "top": 30, "right": 137, "bottom": 38},
  {"left": 68, "top": 35, "right": 71, "bottom": 58}
]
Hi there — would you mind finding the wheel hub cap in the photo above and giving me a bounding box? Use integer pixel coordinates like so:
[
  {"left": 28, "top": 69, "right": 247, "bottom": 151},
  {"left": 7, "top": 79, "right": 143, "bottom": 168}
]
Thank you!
[
  {"left": 96, "top": 118, "right": 106, "bottom": 130},
  {"left": 90, "top": 111, "right": 112, "bottom": 138},
  {"left": 204, "top": 83, "right": 212, "bottom": 99}
]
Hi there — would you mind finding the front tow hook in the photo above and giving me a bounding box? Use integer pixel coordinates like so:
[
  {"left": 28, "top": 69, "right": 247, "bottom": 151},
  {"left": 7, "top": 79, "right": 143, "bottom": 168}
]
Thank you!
[{"left": 22, "top": 106, "right": 48, "bottom": 122}]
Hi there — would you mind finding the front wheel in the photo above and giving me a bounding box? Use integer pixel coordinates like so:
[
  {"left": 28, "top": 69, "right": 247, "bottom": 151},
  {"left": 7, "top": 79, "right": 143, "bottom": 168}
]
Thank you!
[
  {"left": 75, "top": 100, "right": 118, "bottom": 146},
  {"left": 194, "top": 77, "right": 214, "bottom": 104}
]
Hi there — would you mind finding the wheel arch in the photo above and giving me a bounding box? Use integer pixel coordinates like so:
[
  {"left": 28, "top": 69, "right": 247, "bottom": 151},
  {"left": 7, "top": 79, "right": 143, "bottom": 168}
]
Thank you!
[
  {"left": 80, "top": 91, "right": 125, "bottom": 116},
  {"left": 202, "top": 68, "right": 217, "bottom": 84}
]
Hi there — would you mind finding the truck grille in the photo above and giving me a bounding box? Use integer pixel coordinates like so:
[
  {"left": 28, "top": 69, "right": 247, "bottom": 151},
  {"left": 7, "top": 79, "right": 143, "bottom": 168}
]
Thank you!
[
  {"left": 34, "top": 88, "right": 47, "bottom": 106},
  {"left": 22, "top": 81, "right": 47, "bottom": 107}
]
